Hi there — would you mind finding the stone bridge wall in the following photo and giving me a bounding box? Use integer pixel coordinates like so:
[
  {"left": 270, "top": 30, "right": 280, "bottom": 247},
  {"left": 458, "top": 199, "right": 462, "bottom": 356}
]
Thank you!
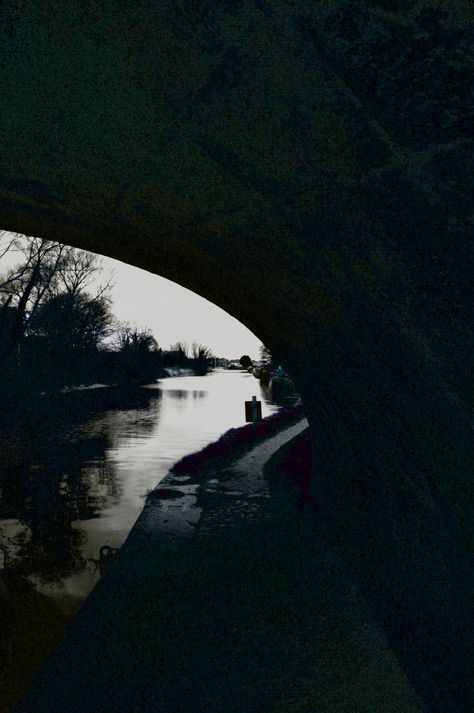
[{"left": 1, "top": 2, "right": 472, "bottom": 710}]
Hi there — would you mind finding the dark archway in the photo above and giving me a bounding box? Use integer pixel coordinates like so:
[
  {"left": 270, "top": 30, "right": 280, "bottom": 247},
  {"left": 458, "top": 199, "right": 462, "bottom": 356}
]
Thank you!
[{"left": 1, "top": 3, "right": 472, "bottom": 711}]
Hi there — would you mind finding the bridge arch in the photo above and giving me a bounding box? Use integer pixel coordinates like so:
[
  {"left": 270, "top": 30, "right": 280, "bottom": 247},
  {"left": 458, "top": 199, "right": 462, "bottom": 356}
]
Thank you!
[{"left": 1, "top": 2, "right": 472, "bottom": 710}]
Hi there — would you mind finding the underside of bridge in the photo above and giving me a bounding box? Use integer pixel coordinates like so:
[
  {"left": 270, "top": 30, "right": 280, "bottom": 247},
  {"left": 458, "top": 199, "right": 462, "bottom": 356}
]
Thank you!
[{"left": 1, "top": 2, "right": 473, "bottom": 711}]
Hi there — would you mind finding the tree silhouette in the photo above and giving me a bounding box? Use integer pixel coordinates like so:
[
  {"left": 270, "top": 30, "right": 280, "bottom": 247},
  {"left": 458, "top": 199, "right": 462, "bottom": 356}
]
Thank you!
[{"left": 239, "top": 355, "right": 253, "bottom": 369}]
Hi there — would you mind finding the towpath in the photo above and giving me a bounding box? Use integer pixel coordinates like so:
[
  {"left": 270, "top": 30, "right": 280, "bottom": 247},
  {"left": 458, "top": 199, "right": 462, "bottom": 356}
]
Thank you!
[{"left": 14, "top": 417, "right": 424, "bottom": 713}]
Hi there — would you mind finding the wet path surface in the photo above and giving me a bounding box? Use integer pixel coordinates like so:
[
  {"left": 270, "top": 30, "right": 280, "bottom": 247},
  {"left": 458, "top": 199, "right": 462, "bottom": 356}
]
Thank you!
[
  {"left": 1, "top": 374, "right": 301, "bottom": 713},
  {"left": 136, "top": 419, "right": 309, "bottom": 544},
  {"left": 15, "top": 420, "right": 424, "bottom": 713},
  {"left": 0, "top": 371, "right": 288, "bottom": 615}
]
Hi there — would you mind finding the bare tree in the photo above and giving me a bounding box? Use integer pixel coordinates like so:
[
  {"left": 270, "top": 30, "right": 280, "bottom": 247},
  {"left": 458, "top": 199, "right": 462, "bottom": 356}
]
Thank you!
[
  {"left": 0, "top": 236, "right": 69, "bottom": 356},
  {"left": 0, "top": 231, "right": 21, "bottom": 271},
  {"left": 55, "top": 248, "right": 114, "bottom": 301},
  {"left": 191, "top": 342, "right": 213, "bottom": 375},
  {"left": 30, "top": 291, "right": 114, "bottom": 355},
  {"left": 115, "top": 323, "right": 158, "bottom": 353},
  {"left": 1, "top": 234, "right": 61, "bottom": 294},
  {"left": 191, "top": 342, "right": 212, "bottom": 361},
  {"left": 170, "top": 341, "right": 189, "bottom": 358},
  {"left": 0, "top": 234, "right": 114, "bottom": 360}
]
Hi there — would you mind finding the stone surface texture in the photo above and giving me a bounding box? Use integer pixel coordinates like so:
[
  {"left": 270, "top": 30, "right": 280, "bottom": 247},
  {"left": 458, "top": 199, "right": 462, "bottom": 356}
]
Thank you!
[{"left": 1, "top": 2, "right": 473, "bottom": 710}]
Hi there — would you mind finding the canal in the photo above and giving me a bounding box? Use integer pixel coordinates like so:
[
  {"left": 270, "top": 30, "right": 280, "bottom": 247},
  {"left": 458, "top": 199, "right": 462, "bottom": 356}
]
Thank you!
[{"left": 0, "top": 370, "right": 297, "bottom": 615}]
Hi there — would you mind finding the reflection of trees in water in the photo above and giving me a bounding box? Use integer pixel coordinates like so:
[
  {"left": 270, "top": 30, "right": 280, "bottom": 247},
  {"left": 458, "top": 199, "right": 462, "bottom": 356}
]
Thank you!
[
  {"left": 167, "top": 389, "right": 189, "bottom": 400},
  {"left": 166, "top": 389, "right": 207, "bottom": 401},
  {"left": 0, "top": 385, "right": 163, "bottom": 584},
  {"left": 84, "top": 459, "right": 122, "bottom": 502},
  {"left": 66, "top": 388, "right": 163, "bottom": 446},
  {"left": 0, "top": 437, "right": 113, "bottom": 583},
  {"left": 0, "top": 383, "right": 160, "bottom": 436}
]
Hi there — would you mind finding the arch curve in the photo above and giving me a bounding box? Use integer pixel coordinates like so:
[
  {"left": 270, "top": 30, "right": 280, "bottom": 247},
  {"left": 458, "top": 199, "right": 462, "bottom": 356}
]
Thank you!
[{"left": 1, "top": 2, "right": 473, "bottom": 710}]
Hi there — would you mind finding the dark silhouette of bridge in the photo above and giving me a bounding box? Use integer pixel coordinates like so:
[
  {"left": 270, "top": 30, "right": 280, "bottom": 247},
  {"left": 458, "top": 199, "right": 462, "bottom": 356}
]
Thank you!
[{"left": 1, "top": 3, "right": 472, "bottom": 711}]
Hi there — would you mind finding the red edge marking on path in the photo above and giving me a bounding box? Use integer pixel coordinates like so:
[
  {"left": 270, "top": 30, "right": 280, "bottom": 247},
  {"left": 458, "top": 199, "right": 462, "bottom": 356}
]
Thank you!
[{"left": 171, "top": 404, "right": 305, "bottom": 474}]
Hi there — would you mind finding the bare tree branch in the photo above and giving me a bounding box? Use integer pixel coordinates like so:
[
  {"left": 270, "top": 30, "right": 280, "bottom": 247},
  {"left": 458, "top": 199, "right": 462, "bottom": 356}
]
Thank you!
[
  {"left": 1, "top": 235, "right": 114, "bottom": 363},
  {"left": 0, "top": 231, "right": 19, "bottom": 262}
]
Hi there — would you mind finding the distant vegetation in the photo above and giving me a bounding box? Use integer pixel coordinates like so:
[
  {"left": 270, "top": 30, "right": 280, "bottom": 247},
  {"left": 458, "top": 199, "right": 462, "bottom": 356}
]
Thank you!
[
  {"left": 239, "top": 355, "right": 252, "bottom": 369},
  {"left": 0, "top": 234, "right": 216, "bottom": 398}
]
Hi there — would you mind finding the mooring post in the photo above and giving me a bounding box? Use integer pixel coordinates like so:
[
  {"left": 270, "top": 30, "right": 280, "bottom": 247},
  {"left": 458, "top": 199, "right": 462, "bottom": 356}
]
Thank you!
[
  {"left": 251, "top": 395, "right": 257, "bottom": 423},
  {"left": 245, "top": 395, "right": 262, "bottom": 425}
]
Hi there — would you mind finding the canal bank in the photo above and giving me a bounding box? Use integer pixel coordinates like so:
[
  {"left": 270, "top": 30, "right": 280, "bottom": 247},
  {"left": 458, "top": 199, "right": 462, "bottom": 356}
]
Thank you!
[
  {"left": 0, "top": 370, "right": 291, "bottom": 607},
  {"left": 1, "top": 372, "right": 299, "bottom": 711},
  {"left": 14, "top": 414, "right": 424, "bottom": 713}
]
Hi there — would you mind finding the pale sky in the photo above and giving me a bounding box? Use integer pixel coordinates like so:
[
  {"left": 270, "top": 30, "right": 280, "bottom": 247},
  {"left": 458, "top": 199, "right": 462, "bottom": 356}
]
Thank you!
[
  {"left": 103, "top": 255, "right": 262, "bottom": 359},
  {"left": 0, "top": 233, "right": 262, "bottom": 360}
]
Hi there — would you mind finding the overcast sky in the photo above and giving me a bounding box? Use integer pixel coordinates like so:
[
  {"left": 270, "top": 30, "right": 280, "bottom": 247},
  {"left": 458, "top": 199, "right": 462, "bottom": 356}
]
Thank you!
[
  {"left": 1, "top": 234, "right": 262, "bottom": 360},
  {"left": 103, "top": 255, "right": 262, "bottom": 359}
]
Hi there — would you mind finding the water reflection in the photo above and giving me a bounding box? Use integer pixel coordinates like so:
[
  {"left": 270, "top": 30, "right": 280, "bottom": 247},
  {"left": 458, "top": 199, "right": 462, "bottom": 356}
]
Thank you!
[
  {"left": 0, "top": 372, "right": 297, "bottom": 609},
  {"left": 0, "top": 387, "right": 159, "bottom": 594},
  {"left": 166, "top": 389, "right": 207, "bottom": 400},
  {"left": 1, "top": 434, "right": 120, "bottom": 585}
]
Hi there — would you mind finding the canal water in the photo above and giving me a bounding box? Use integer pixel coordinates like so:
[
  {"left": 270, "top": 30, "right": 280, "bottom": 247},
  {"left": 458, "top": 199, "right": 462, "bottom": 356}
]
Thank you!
[{"left": 0, "top": 370, "right": 297, "bottom": 615}]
